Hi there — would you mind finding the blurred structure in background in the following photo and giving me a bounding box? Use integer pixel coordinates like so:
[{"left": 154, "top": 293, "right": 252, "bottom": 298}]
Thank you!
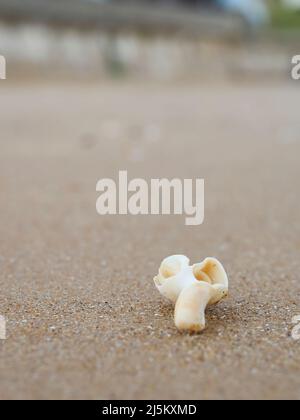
[
  {"left": 217, "top": 0, "right": 269, "bottom": 26},
  {"left": 0, "top": 0, "right": 298, "bottom": 80},
  {"left": 282, "top": 0, "right": 300, "bottom": 10}
]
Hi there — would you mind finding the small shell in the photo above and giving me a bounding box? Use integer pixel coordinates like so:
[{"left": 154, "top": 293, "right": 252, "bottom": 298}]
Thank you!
[{"left": 154, "top": 255, "right": 229, "bottom": 332}]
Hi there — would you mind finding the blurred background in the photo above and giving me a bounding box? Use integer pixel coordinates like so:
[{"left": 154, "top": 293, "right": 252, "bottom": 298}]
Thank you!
[
  {"left": 0, "top": 0, "right": 299, "bottom": 80},
  {"left": 1, "top": 0, "right": 300, "bottom": 401}
]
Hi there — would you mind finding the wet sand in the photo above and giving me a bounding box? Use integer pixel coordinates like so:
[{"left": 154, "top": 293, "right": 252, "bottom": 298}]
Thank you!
[{"left": 0, "top": 81, "right": 299, "bottom": 400}]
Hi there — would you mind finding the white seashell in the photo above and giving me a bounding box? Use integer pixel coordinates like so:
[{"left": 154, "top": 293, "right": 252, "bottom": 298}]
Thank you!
[{"left": 154, "top": 255, "right": 229, "bottom": 333}]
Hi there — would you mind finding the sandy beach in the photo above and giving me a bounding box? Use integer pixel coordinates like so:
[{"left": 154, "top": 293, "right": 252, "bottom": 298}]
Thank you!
[{"left": 0, "top": 80, "right": 299, "bottom": 400}]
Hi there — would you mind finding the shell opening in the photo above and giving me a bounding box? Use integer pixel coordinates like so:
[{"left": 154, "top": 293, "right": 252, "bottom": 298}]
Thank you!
[
  {"left": 192, "top": 265, "right": 212, "bottom": 284},
  {"left": 201, "top": 259, "right": 227, "bottom": 286},
  {"left": 159, "top": 255, "right": 189, "bottom": 280}
]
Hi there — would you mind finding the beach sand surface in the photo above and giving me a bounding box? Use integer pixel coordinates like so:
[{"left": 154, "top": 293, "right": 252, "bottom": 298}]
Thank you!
[{"left": 0, "top": 81, "right": 299, "bottom": 400}]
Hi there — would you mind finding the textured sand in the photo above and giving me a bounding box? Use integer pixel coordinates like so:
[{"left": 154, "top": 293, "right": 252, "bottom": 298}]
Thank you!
[{"left": 0, "top": 81, "right": 299, "bottom": 400}]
